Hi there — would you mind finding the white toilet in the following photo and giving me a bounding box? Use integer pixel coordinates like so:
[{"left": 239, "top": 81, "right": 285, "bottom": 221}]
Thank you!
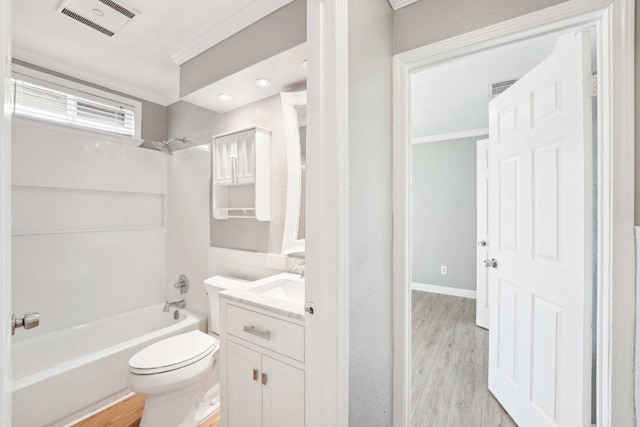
[{"left": 127, "top": 276, "right": 247, "bottom": 427}]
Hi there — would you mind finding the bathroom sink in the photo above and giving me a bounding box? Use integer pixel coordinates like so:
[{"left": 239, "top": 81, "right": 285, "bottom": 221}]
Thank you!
[
  {"left": 249, "top": 278, "right": 305, "bottom": 304},
  {"left": 219, "top": 272, "right": 306, "bottom": 318}
]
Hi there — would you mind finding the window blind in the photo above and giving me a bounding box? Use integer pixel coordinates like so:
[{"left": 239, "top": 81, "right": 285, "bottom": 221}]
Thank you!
[{"left": 10, "top": 78, "right": 136, "bottom": 137}]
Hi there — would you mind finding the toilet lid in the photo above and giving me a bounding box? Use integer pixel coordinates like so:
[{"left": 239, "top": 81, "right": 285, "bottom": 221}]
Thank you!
[{"left": 129, "top": 330, "right": 219, "bottom": 375}]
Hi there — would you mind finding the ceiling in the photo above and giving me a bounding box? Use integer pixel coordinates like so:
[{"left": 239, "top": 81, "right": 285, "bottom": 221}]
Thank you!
[
  {"left": 183, "top": 43, "right": 307, "bottom": 114},
  {"left": 12, "top": 0, "right": 294, "bottom": 106},
  {"left": 411, "top": 33, "right": 561, "bottom": 139}
]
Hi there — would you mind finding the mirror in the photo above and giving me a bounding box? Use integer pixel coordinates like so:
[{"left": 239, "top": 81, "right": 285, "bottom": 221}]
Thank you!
[{"left": 281, "top": 91, "right": 307, "bottom": 255}]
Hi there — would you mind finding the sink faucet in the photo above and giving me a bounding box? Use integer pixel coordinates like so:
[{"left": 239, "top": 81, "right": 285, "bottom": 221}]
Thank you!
[
  {"left": 289, "top": 261, "right": 305, "bottom": 279},
  {"left": 163, "top": 299, "right": 186, "bottom": 312}
]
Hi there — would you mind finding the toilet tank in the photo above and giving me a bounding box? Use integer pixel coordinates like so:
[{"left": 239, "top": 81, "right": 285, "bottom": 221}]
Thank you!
[{"left": 203, "top": 276, "right": 248, "bottom": 335}]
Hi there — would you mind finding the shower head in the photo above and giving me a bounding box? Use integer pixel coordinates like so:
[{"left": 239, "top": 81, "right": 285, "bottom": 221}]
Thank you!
[
  {"left": 151, "top": 137, "right": 189, "bottom": 156},
  {"left": 167, "top": 137, "right": 188, "bottom": 145},
  {"left": 151, "top": 140, "right": 173, "bottom": 156}
]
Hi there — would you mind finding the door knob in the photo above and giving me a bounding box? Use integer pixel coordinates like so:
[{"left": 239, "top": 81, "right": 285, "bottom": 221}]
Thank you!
[
  {"left": 12, "top": 312, "right": 40, "bottom": 335},
  {"left": 483, "top": 258, "right": 498, "bottom": 268}
]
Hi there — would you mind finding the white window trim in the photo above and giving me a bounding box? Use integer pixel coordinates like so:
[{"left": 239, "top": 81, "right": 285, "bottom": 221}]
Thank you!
[{"left": 11, "top": 64, "right": 143, "bottom": 141}]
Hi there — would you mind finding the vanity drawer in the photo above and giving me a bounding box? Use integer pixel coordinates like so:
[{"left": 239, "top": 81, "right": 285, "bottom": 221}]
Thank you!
[{"left": 226, "top": 304, "right": 304, "bottom": 362}]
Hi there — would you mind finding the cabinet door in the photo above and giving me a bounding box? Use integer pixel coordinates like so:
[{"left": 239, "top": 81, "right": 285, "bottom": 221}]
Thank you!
[
  {"left": 261, "top": 355, "right": 305, "bottom": 427},
  {"left": 227, "top": 341, "right": 262, "bottom": 427}
]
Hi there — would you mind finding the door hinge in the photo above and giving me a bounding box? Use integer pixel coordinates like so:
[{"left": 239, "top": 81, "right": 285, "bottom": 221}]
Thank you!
[{"left": 592, "top": 72, "right": 598, "bottom": 97}]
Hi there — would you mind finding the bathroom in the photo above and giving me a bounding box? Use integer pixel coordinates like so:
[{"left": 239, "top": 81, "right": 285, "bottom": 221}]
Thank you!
[
  {"left": 2, "top": 0, "right": 638, "bottom": 426},
  {"left": 9, "top": 0, "right": 308, "bottom": 425}
]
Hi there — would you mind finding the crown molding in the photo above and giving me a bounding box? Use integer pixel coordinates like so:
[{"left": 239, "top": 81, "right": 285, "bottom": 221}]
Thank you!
[
  {"left": 170, "top": 0, "right": 294, "bottom": 66},
  {"left": 388, "top": 0, "right": 419, "bottom": 10},
  {"left": 11, "top": 46, "right": 172, "bottom": 106}
]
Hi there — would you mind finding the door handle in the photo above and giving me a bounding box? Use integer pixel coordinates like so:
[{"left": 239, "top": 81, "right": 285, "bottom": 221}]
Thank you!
[
  {"left": 483, "top": 258, "right": 498, "bottom": 268},
  {"left": 12, "top": 312, "right": 40, "bottom": 336},
  {"left": 477, "top": 241, "right": 487, "bottom": 246}
]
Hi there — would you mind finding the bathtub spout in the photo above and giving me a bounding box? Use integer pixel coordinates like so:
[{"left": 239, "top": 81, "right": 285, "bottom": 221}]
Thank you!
[{"left": 163, "top": 299, "right": 186, "bottom": 312}]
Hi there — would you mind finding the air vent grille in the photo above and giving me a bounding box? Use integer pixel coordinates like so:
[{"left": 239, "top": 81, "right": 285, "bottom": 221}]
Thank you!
[
  {"left": 489, "top": 79, "right": 517, "bottom": 97},
  {"left": 98, "top": 0, "right": 135, "bottom": 18},
  {"left": 61, "top": 8, "right": 114, "bottom": 37}
]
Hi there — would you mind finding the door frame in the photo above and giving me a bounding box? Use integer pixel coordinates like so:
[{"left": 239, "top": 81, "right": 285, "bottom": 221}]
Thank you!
[
  {"left": 0, "top": 0, "right": 10, "bottom": 424},
  {"left": 391, "top": 0, "right": 635, "bottom": 425},
  {"left": 305, "top": 1, "right": 350, "bottom": 427}
]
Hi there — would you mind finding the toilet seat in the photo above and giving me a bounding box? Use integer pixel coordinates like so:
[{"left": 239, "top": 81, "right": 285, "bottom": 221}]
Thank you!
[{"left": 129, "top": 330, "right": 219, "bottom": 375}]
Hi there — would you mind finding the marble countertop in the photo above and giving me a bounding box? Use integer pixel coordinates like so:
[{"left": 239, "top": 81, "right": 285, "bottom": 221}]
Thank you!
[{"left": 219, "top": 272, "right": 305, "bottom": 321}]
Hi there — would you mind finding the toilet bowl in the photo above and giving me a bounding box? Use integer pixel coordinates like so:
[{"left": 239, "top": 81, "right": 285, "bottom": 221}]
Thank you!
[
  {"left": 127, "top": 276, "right": 247, "bottom": 427},
  {"left": 128, "top": 330, "right": 220, "bottom": 427}
]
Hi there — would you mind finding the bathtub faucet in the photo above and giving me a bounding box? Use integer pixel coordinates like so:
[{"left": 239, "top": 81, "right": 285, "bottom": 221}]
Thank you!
[{"left": 163, "top": 299, "right": 186, "bottom": 312}]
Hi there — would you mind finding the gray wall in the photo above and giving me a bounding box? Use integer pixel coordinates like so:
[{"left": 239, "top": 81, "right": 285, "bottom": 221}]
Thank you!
[
  {"left": 393, "top": 0, "right": 569, "bottom": 54},
  {"left": 412, "top": 137, "right": 478, "bottom": 290},
  {"left": 167, "top": 92, "right": 295, "bottom": 254},
  {"left": 180, "top": 0, "right": 306, "bottom": 97},
  {"left": 12, "top": 60, "right": 168, "bottom": 146},
  {"left": 348, "top": 0, "right": 394, "bottom": 425}
]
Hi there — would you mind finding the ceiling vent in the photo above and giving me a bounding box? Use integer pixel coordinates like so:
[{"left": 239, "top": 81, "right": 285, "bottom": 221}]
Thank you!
[
  {"left": 57, "top": 0, "right": 139, "bottom": 37},
  {"left": 489, "top": 79, "right": 517, "bottom": 98}
]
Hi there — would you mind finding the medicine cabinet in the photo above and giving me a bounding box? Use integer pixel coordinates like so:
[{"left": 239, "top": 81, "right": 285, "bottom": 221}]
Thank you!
[{"left": 212, "top": 127, "right": 271, "bottom": 221}]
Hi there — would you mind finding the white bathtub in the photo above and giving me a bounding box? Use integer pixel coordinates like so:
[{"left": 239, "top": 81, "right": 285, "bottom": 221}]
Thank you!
[{"left": 12, "top": 304, "right": 207, "bottom": 427}]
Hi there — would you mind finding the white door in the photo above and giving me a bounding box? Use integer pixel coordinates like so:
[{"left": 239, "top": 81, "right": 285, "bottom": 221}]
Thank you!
[
  {"left": 488, "top": 31, "right": 592, "bottom": 426},
  {"left": 226, "top": 341, "right": 262, "bottom": 427},
  {"left": 476, "top": 138, "right": 490, "bottom": 329},
  {"left": 262, "top": 355, "right": 305, "bottom": 427}
]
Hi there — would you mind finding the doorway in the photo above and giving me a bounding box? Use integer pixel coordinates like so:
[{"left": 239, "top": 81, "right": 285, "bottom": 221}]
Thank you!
[
  {"left": 392, "top": 1, "right": 636, "bottom": 426},
  {"left": 410, "top": 30, "right": 591, "bottom": 426}
]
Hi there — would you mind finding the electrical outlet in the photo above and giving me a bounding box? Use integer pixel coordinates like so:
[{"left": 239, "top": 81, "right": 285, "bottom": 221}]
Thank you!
[{"left": 440, "top": 265, "right": 447, "bottom": 275}]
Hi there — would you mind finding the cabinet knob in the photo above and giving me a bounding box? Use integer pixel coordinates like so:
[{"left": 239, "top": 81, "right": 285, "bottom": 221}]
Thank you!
[
  {"left": 262, "top": 372, "right": 268, "bottom": 385},
  {"left": 253, "top": 369, "right": 259, "bottom": 381}
]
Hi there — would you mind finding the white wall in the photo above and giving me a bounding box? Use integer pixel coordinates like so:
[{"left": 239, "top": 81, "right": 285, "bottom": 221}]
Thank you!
[{"left": 11, "top": 118, "right": 167, "bottom": 339}]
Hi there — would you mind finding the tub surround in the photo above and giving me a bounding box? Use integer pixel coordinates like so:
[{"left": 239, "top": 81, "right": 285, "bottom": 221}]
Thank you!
[
  {"left": 11, "top": 118, "right": 168, "bottom": 339},
  {"left": 166, "top": 147, "right": 212, "bottom": 316}
]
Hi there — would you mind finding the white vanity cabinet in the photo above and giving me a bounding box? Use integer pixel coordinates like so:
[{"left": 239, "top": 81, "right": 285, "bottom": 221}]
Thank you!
[{"left": 220, "top": 299, "right": 305, "bottom": 427}]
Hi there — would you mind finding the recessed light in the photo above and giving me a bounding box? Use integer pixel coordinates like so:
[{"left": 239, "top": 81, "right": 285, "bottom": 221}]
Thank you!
[
  {"left": 218, "top": 94, "right": 232, "bottom": 101},
  {"left": 302, "top": 60, "right": 308, "bottom": 69},
  {"left": 92, "top": 8, "right": 104, "bottom": 17},
  {"left": 255, "top": 78, "right": 271, "bottom": 88}
]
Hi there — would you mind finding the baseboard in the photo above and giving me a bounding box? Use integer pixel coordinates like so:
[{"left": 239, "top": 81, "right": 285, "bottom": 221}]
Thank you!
[{"left": 411, "top": 282, "right": 476, "bottom": 299}]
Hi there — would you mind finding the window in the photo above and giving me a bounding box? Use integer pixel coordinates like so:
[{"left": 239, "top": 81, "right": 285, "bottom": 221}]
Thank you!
[{"left": 10, "top": 67, "right": 141, "bottom": 139}]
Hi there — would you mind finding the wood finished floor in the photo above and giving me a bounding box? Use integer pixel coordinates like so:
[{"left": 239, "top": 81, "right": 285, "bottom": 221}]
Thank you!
[
  {"left": 411, "top": 291, "right": 516, "bottom": 427},
  {"left": 73, "top": 394, "right": 220, "bottom": 427}
]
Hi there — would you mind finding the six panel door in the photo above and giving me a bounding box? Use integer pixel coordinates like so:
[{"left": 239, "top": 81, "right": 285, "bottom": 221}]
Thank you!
[{"left": 487, "top": 32, "right": 593, "bottom": 427}]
